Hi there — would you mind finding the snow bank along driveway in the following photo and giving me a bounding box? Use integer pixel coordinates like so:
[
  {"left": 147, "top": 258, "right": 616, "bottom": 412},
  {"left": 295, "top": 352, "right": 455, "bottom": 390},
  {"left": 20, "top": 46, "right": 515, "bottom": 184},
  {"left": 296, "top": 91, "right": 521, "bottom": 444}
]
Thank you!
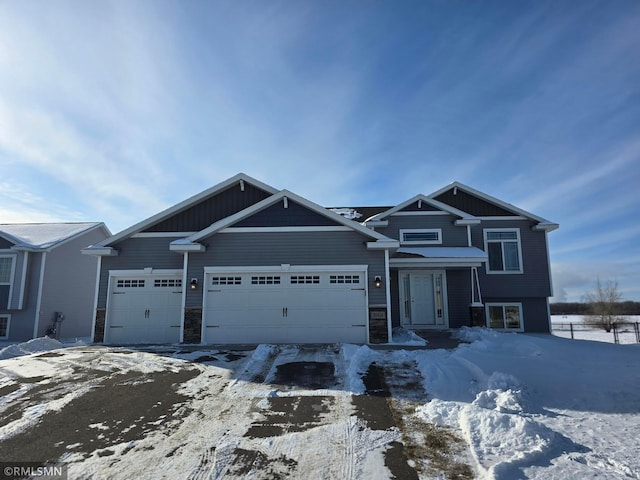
[{"left": 1, "top": 330, "right": 639, "bottom": 479}]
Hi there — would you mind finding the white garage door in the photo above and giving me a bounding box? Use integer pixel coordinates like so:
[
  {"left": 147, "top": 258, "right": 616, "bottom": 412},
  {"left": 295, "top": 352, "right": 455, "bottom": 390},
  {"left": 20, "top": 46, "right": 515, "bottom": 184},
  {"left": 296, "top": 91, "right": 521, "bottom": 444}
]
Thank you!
[
  {"left": 203, "top": 268, "right": 368, "bottom": 344},
  {"left": 106, "top": 274, "right": 183, "bottom": 344}
]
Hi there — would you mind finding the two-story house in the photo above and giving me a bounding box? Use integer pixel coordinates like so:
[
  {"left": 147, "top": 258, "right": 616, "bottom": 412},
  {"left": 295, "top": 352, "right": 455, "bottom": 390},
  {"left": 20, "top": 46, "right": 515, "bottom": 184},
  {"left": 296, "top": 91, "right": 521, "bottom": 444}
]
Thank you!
[{"left": 82, "top": 174, "right": 557, "bottom": 344}]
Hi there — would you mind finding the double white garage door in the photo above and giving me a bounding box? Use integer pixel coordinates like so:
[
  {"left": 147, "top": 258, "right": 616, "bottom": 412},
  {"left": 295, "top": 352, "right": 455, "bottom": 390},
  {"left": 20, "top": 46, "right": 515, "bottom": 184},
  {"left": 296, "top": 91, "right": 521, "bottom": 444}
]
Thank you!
[{"left": 106, "top": 267, "right": 368, "bottom": 344}]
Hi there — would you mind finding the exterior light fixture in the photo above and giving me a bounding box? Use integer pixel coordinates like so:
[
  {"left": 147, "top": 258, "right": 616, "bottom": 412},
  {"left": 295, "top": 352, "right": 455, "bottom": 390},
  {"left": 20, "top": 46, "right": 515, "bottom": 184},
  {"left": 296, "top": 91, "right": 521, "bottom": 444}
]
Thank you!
[
  {"left": 374, "top": 276, "right": 382, "bottom": 288},
  {"left": 190, "top": 278, "right": 198, "bottom": 290}
]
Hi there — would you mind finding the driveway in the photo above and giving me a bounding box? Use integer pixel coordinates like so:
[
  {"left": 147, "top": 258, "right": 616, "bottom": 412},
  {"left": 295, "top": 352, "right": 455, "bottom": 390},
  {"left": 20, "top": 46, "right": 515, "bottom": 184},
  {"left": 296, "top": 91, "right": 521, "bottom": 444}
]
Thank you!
[{"left": 0, "top": 344, "right": 472, "bottom": 479}]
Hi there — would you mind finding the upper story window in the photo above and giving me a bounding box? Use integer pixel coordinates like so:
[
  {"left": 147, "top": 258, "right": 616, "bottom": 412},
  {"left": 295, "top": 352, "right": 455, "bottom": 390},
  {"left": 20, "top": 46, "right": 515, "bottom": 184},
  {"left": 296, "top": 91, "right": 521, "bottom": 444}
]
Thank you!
[
  {"left": 399, "top": 229, "right": 442, "bottom": 245},
  {"left": 0, "top": 257, "right": 13, "bottom": 284},
  {"left": 484, "top": 229, "right": 522, "bottom": 273}
]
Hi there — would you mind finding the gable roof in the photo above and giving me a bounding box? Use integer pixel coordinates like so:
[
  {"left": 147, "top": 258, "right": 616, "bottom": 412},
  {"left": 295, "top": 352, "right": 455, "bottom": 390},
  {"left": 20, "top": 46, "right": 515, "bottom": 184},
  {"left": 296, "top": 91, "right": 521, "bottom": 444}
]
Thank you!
[
  {"left": 429, "top": 182, "right": 559, "bottom": 231},
  {"left": 0, "top": 223, "right": 109, "bottom": 251},
  {"left": 171, "top": 189, "right": 398, "bottom": 251},
  {"left": 96, "top": 173, "right": 279, "bottom": 248},
  {"left": 366, "top": 194, "right": 479, "bottom": 224}
]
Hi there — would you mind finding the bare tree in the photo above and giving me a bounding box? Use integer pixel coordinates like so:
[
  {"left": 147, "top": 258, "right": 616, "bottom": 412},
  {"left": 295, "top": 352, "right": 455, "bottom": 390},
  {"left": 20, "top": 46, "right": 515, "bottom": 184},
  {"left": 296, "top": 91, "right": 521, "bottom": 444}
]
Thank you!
[{"left": 583, "top": 278, "right": 625, "bottom": 332}]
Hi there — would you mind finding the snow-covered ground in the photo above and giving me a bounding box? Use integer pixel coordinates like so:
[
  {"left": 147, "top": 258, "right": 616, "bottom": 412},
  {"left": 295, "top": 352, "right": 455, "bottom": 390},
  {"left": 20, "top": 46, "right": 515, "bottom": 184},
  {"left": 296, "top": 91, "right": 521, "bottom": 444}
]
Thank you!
[
  {"left": 552, "top": 315, "right": 640, "bottom": 344},
  {"left": 1, "top": 330, "right": 639, "bottom": 479}
]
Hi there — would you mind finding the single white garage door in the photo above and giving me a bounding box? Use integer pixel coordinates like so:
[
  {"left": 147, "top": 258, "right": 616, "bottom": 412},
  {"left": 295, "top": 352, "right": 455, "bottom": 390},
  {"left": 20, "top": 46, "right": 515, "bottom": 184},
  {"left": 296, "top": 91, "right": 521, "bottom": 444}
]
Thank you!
[
  {"left": 106, "top": 274, "right": 183, "bottom": 344},
  {"left": 203, "top": 268, "right": 368, "bottom": 344}
]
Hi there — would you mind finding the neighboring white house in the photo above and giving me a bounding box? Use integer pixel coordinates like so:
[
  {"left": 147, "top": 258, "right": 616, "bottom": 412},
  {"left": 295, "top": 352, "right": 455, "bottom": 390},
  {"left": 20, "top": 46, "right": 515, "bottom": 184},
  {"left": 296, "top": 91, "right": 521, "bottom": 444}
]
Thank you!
[{"left": 0, "top": 222, "right": 110, "bottom": 341}]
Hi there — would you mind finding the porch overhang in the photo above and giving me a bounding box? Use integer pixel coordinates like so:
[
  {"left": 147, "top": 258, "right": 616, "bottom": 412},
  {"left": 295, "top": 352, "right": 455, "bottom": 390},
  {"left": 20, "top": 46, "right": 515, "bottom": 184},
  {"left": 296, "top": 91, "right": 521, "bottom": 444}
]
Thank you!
[{"left": 390, "top": 247, "right": 488, "bottom": 268}]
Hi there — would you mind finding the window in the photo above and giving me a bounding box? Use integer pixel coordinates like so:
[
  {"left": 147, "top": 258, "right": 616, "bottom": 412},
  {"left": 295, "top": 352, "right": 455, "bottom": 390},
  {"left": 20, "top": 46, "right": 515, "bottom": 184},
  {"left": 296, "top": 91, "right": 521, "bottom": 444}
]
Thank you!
[
  {"left": 251, "top": 276, "right": 281, "bottom": 285},
  {"left": 486, "top": 303, "right": 523, "bottom": 330},
  {"left": 211, "top": 276, "right": 241, "bottom": 285},
  {"left": 484, "top": 229, "right": 522, "bottom": 273},
  {"left": 290, "top": 275, "right": 320, "bottom": 284},
  {"left": 0, "top": 315, "right": 9, "bottom": 339},
  {"left": 400, "top": 229, "right": 442, "bottom": 245},
  {"left": 0, "top": 256, "right": 14, "bottom": 284},
  {"left": 154, "top": 279, "right": 182, "bottom": 288},
  {"left": 116, "top": 279, "right": 145, "bottom": 288},
  {"left": 329, "top": 275, "right": 360, "bottom": 284}
]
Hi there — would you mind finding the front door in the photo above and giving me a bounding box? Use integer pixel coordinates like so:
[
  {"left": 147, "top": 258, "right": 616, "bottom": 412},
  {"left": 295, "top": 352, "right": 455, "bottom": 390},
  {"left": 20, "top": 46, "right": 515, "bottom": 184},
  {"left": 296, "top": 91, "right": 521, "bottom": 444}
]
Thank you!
[{"left": 399, "top": 271, "right": 447, "bottom": 328}]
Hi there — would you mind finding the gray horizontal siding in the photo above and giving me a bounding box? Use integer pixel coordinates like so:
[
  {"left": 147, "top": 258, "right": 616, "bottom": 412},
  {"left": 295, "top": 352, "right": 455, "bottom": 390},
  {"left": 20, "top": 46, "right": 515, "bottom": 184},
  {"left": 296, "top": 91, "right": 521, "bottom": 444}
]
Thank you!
[
  {"left": 235, "top": 200, "right": 341, "bottom": 227},
  {"left": 445, "top": 269, "right": 473, "bottom": 328},
  {"left": 3, "top": 252, "right": 44, "bottom": 341},
  {"left": 144, "top": 183, "right": 272, "bottom": 232},
  {"left": 483, "top": 296, "right": 549, "bottom": 333},
  {"left": 97, "top": 238, "right": 184, "bottom": 308},
  {"left": 186, "top": 231, "right": 387, "bottom": 307},
  {"left": 471, "top": 220, "right": 552, "bottom": 298},
  {"left": 377, "top": 214, "right": 468, "bottom": 246}
]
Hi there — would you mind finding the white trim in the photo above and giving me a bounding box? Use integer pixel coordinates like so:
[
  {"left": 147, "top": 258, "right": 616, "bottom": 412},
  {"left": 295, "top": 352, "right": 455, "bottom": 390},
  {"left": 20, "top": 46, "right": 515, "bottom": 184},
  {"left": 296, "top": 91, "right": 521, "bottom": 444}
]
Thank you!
[
  {"left": 90, "top": 256, "right": 102, "bottom": 342},
  {"left": 33, "top": 252, "right": 47, "bottom": 338},
  {"left": 478, "top": 216, "right": 527, "bottom": 221},
  {"left": 398, "top": 270, "right": 449, "bottom": 329},
  {"left": 132, "top": 232, "right": 198, "bottom": 238},
  {"left": 186, "top": 189, "right": 391, "bottom": 243},
  {"left": 18, "top": 252, "right": 28, "bottom": 309},
  {"left": 483, "top": 228, "right": 524, "bottom": 275},
  {"left": 366, "top": 241, "right": 400, "bottom": 250},
  {"left": 429, "top": 181, "right": 557, "bottom": 228},
  {"left": 108, "top": 269, "right": 184, "bottom": 277},
  {"left": 0, "top": 313, "right": 10, "bottom": 339},
  {"left": 399, "top": 229, "right": 442, "bottom": 245},
  {"left": 0, "top": 254, "right": 16, "bottom": 309},
  {"left": 180, "top": 253, "right": 188, "bottom": 343},
  {"left": 546, "top": 298, "right": 552, "bottom": 334},
  {"left": 82, "top": 247, "right": 118, "bottom": 256},
  {"left": 384, "top": 249, "right": 392, "bottom": 343},
  {"left": 391, "top": 211, "right": 450, "bottom": 216},
  {"left": 169, "top": 242, "right": 206, "bottom": 253},
  {"left": 219, "top": 226, "right": 353, "bottom": 233},
  {"left": 391, "top": 259, "right": 484, "bottom": 268},
  {"left": 466, "top": 225, "right": 472, "bottom": 247},
  {"left": 455, "top": 219, "right": 481, "bottom": 226},
  {"left": 204, "top": 265, "right": 368, "bottom": 274},
  {"left": 99, "top": 173, "right": 279, "bottom": 248},
  {"left": 371, "top": 194, "right": 477, "bottom": 222},
  {"left": 485, "top": 302, "right": 524, "bottom": 332}
]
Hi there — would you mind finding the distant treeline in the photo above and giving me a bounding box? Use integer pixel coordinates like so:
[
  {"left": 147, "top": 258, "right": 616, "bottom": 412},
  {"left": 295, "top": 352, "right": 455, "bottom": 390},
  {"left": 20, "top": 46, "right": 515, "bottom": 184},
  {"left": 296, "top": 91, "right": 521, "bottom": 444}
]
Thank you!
[{"left": 551, "top": 301, "right": 640, "bottom": 315}]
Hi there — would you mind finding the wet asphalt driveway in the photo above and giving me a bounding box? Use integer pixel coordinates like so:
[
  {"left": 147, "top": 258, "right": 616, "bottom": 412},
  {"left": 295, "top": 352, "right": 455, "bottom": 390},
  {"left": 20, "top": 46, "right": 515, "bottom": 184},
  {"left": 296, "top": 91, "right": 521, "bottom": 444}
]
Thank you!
[{"left": 0, "top": 344, "right": 472, "bottom": 479}]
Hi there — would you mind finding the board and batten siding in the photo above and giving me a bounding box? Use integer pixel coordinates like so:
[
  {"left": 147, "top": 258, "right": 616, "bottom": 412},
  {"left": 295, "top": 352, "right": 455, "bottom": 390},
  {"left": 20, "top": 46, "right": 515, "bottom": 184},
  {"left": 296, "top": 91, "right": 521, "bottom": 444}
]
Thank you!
[
  {"left": 235, "top": 201, "right": 342, "bottom": 228},
  {"left": 0, "top": 237, "right": 13, "bottom": 249},
  {"left": 143, "top": 183, "right": 272, "bottom": 233},
  {"left": 377, "top": 214, "right": 468, "bottom": 246},
  {"left": 185, "top": 231, "right": 387, "bottom": 308},
  {"left": 97, "top": 237, "right": 184, "bottom": 308},
  {"left": 471, "top": 220, "right": 552, "bottom": 298}
]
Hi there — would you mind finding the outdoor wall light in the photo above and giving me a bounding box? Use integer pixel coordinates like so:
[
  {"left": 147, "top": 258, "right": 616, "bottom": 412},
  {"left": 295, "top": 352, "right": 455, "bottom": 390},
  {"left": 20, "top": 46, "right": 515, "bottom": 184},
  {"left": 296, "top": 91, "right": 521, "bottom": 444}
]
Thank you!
[
  {"left": 190, "top": 278, "right": 198, "bottom": 290},
  {"left": 374, "top": 276, "right": 382, "bottom": 288}
]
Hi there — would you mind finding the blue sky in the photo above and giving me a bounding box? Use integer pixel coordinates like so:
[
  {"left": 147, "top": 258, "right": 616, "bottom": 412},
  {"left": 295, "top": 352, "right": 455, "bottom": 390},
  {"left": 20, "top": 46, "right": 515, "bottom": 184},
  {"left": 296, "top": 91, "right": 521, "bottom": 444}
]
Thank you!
[{"left": 1, "top": 0, "right": 639, "bottom": 302}]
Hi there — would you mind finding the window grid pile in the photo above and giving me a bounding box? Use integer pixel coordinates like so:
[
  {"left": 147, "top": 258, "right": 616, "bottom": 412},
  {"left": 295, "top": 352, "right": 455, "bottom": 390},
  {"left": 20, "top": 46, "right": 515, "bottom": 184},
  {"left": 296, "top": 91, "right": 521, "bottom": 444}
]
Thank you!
[
  {"left": 330, "top": 275, "right": 360, "bottom": 284},
  {"left": 154, "top": 279, "right": 182, "bottom": 288},
  {"left": 251, "top": 276, "right": 281, "bottom": 285},
  {"left": 290, "top": 275, "right": 320, "bottom": 284},
  {"left": 116, "top": 279, "right": 145, "bottom": 288},
  {"left": 211, "top": 276, "right": 242, "bottom": 285}
]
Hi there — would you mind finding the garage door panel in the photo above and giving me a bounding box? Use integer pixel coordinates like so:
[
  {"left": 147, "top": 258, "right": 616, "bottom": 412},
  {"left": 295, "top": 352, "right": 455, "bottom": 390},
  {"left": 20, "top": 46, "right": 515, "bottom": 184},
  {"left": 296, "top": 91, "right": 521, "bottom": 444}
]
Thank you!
[
  {"left": 203, "top": 269, "right": 368, "bottom": 344},
  {"left": 107, "top": 274, "right": 182, "bottom": 344}
]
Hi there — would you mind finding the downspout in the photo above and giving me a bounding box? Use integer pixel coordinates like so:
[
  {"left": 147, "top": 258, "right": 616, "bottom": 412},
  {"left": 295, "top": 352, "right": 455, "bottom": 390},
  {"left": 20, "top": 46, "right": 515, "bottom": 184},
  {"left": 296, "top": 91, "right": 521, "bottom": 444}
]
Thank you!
[
  {"left": 33, "top": 252, "right": 47, "bottom": 338},
  {"left": 89, "top": 256, "right": 102, "bottom": 342},
  {"left": 385, "top": 249, "right": 392, "bottom": 343},
  {"left": 180, "top": 252, "right": 188, "bottom": 343}
]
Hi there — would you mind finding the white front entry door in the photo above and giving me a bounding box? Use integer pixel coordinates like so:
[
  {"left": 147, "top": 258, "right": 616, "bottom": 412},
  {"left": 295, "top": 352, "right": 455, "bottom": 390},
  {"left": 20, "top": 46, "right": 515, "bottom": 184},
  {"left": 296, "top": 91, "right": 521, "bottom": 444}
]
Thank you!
[
  {"left": 202, "top": 268, "right": 368, "bottom": 344},
  {"left": 399, "top": 271, "right": 447, "bottom": 328},
  {"left": 106, "top": 274, "right": 183, "bottom": 344}
]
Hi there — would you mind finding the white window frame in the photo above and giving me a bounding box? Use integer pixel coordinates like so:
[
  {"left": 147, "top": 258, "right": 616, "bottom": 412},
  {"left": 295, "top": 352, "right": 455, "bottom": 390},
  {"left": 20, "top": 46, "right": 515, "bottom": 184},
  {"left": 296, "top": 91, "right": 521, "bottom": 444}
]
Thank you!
[
  {"left": 483, "top": 228, "right": 523, "bottom": 274},
  {"left": 485, "top": 303, "right": 523, "bottom": 331},
  {"left": 399, "top": 229, "right": 442, "bottom": 245},
  {"left": 0, "top": 255, "right": 16, "bottom": 309},
  {"left": 0, "top": 314, "right": 10, "bottom": 339}
]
